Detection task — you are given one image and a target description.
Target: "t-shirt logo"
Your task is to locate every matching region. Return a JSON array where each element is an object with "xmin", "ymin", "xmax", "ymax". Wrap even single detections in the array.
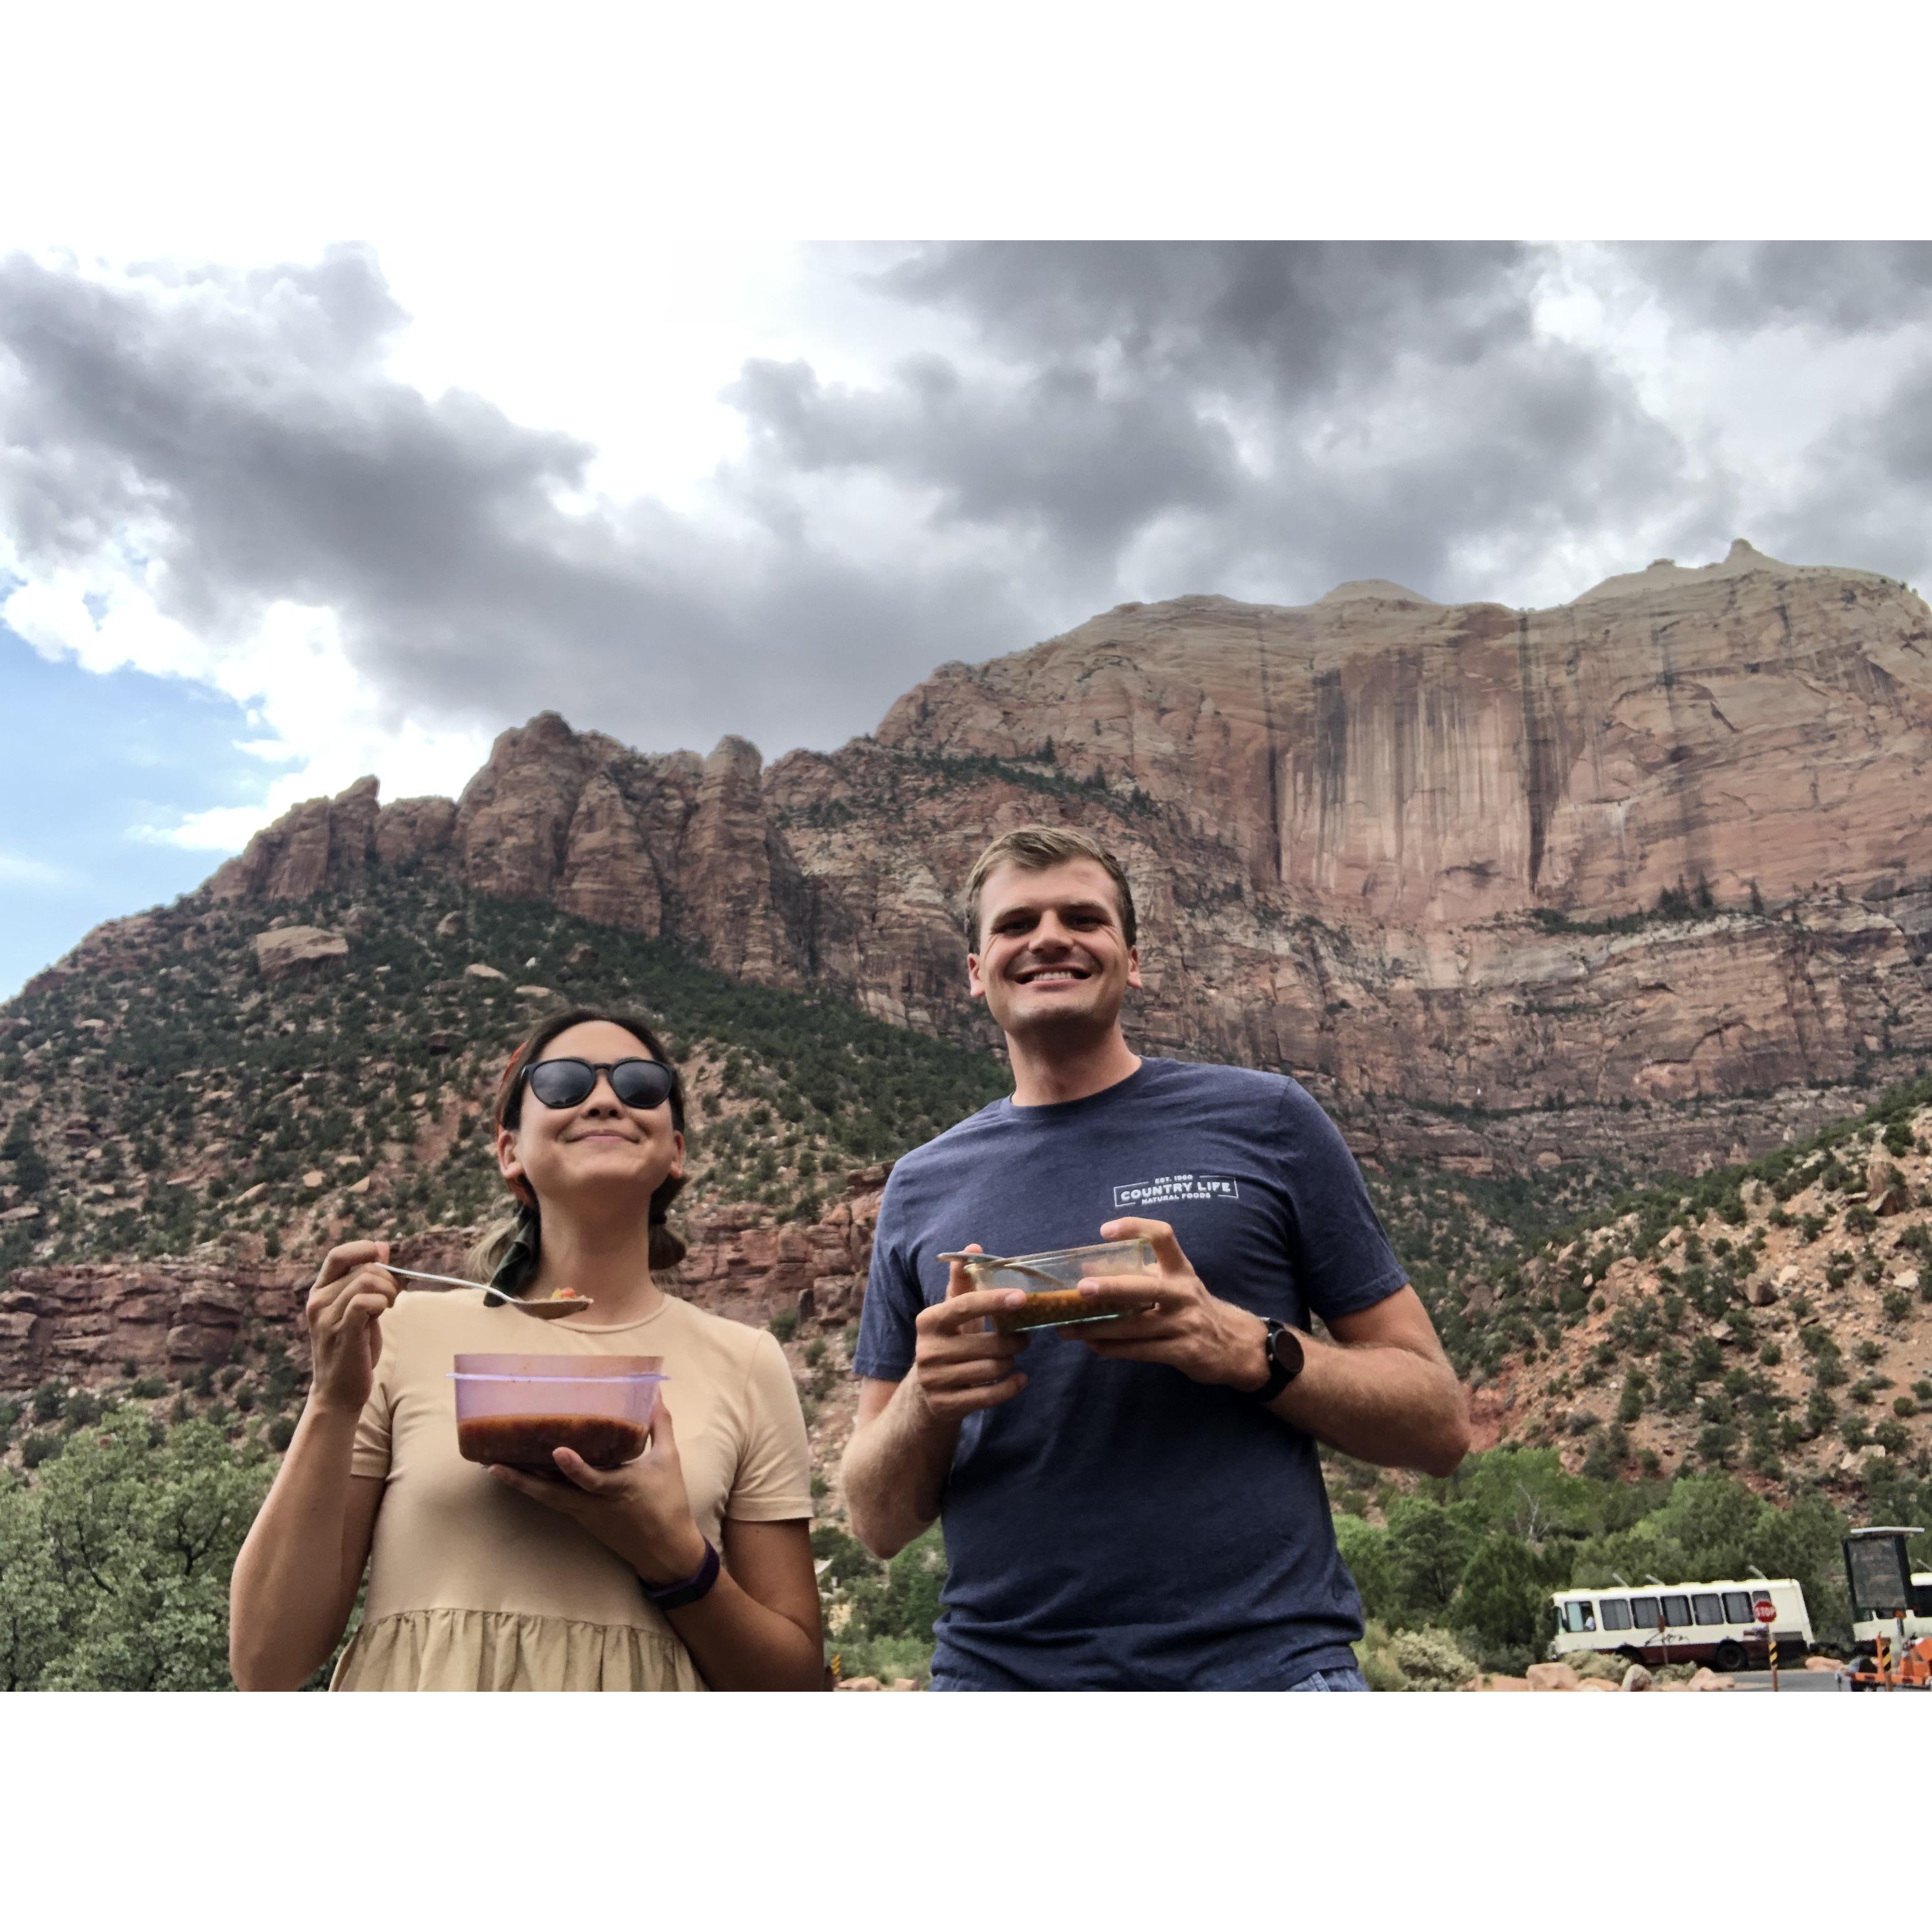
[{"xmin": 1112, "ymin": 1173, "xmax": 1241, "ymax": 1208}]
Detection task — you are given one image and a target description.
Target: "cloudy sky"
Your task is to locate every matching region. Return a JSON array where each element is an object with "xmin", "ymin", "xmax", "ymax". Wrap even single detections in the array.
[{"xmin": 3, "ymin": 14, "xmax": 1929, "ymax": 997}]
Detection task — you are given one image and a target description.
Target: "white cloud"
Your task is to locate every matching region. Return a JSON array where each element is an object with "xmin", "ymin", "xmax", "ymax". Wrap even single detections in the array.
[{"xmin": 0, "ymin": 851, "xmax": 71, "ymax": 888}]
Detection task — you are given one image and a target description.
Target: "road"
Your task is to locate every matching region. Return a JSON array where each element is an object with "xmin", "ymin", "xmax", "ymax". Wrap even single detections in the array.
[{"xmin": 1729, "ymin": 1669, "xmax": 1847, "ymax": 1694}]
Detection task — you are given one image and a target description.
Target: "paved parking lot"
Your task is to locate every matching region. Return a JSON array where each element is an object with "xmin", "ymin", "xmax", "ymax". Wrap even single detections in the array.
[{"xmin": 1729, "ymin": 1669, "xmax": 1847, "ymax": 1694}]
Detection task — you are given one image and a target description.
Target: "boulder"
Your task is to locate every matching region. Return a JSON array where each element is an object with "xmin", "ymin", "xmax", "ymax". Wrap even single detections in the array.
[
  {"xmin": 464, "ymin": 962, "xmax": 507, "ymax": 982},
  {"xmin": 252, "ymin": 925, "xmax": 348, "ymax": 983},
  {"xmin": 888, "ymin": 1678, "xmax": 920, "ymax": 1692},
  {"xmin": 1620, "ymin": 1664, "xmax": 1653, "ymax": 1692},
  {"xmin": 1575, "ymin": 1679, "xmax": 1619, "ymax": 1691},
  {"xmin": 835, "ymin": 1675, "xmax": 882, "ymax": 1692},
  {"xmin": 1525, "ymin": 1661, "xmax": 1581, "ymax": 1692},
  {"xmin": 1686, "ymin": 1667, "xmax": 1736, "ymax": 1692},
  {"xmin": 1460, "ymin": 1674, "xmax": 1533, "ymax": 1692},
  {"xmin": 435, "ymin": 911, "xmax": 465, "ymax": 939},
  {"xmin": 1804, "ymin": 1655, "xmax": 1846, "ymax": 1672}
]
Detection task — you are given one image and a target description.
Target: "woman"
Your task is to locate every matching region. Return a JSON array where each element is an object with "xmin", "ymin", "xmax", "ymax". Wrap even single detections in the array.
[{"xmin": 229, "ymin": 1007, "xmax": 823, "ymax": 1690}]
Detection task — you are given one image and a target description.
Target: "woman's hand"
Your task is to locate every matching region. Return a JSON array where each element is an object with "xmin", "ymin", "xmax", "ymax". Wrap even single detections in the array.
[
  {"xmin": 305, "ymin": 1240, "xmax": 399, "ymax": 1417},
  {"xmin": 487, "ymin": 1401, "xmax": 708, "ymax": 1586}
]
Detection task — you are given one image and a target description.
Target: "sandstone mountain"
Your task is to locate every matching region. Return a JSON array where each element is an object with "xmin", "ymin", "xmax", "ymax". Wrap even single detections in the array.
[{"xmin": 194, "ymin": 540, "xmax": 1932, "ymax": 1172}]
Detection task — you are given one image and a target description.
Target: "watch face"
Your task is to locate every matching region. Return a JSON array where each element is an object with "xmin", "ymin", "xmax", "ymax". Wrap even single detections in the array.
[{"xmin": 1271, "ymin": 1324, "xmax": 1303, "ymax": 1375}]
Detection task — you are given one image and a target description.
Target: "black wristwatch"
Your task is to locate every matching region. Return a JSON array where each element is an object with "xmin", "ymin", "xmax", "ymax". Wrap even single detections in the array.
[{"xmin": 1248, "ymin": 1317, "xmax": 1305, "ymax": 1403}]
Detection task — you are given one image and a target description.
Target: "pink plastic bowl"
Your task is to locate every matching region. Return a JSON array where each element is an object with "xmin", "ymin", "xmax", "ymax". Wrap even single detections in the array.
[{"xmin": 450, "ymin": 1353, "xmax": 665, "ymax": 1470}]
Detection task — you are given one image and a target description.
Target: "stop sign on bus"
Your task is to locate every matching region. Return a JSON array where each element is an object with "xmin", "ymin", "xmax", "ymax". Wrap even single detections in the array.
[{"xmin": 1754, "ymin": 1597, "xmax": 1776, "ymax": 1624}]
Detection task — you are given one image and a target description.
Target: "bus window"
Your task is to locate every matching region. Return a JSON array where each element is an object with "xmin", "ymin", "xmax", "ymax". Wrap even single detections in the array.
[
  {"xmin": 1631, "ymin": 1595, "xmax": 1659, "ymax": 1628},
  {"xmin": 1562, "ymin": 1601, "xmax": 1595, "ymax": 1633},
  {"xmin": 1661, "ymin": 1594, "xmax": 1690, "ymax": 1627},
  {"xmin": 1692, "ymin": 1594, "xmax": 1723, "ymax": 1626},
  {"xmin": 1722, "ymin": 1590, "xmax": 1752, "ymax": 1623},
  {"xmin": 1600, "ymin": 1598, "xmax": 1632, "ymax": 1630}
]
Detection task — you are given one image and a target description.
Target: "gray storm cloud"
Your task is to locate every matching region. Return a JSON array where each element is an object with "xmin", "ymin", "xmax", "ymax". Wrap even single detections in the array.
[{"xmin": 4, "ymin": 240, "xmax": 1929, "ymax": 771}]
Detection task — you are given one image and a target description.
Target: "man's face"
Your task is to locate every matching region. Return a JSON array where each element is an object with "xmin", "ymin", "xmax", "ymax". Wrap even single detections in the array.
[{"xmin": 967, "ymin": 858, "xmax": 1141, "ymax": 1040}]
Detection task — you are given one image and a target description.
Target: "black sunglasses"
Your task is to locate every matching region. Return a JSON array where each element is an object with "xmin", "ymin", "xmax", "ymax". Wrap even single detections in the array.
[{"xmin": 522, "ymin": 1056, "xmax": 676, "ymax": 1112}]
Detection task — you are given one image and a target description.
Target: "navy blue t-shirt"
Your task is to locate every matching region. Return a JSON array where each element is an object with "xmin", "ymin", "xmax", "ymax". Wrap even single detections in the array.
[{"xmin": 853, "ymin": 1057, "xmax": 1408, "ymax": 1690}]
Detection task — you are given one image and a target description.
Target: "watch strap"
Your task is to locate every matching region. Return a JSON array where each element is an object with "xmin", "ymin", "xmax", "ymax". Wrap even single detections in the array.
[
  {"xmin": 1249, "ymin": 1318, "xmax": 1304, "ymax": 1403},
  {"xmin": 641, "ymin": 1537, "xmax": 720, "ymax": 1610}
]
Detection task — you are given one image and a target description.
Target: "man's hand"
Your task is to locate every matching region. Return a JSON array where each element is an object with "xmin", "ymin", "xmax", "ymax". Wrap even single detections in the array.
[
  {"xmin": 907, "ymin": 1244, "xmax": 1034, "ymax": 1424},
  {"xmin": 1074, "ymin": 1218, "xmax": 1266, "ymax": 1389},
  {"xmin": 487, "ymin": 1400, "xmax": 709, "ymax": 1586}
]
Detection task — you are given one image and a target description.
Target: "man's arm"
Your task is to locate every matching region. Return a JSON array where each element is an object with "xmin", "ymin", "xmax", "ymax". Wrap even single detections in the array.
[
  {"xmin": 1263, "ymin": 1286, "xmax": 1470, "ymax": 1477},
  {"xmin": 840, "ymin": 1249, "xmax": 1033, "ymax": 1560},
  {"xmin": 1074, "ymin": 1218, "xmax": 1470, "ymax": 1478}
]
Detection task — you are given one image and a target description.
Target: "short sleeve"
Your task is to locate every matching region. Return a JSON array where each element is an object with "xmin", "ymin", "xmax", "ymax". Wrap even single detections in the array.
[
  {"xmin": 852, "ymin": 1166, "xmax": 923, "ymax": 1380},
  {"xmin": 350, "ymin": 1348, "xmax": 395, "ymax": 1480},
  {"xmin": 724, "ymin": 1331, "xmax": 813, "ymax": 1523},
  {"xmin": 1277, "ymin": 1080, "xmax": 1408, "ymax": 1322}
]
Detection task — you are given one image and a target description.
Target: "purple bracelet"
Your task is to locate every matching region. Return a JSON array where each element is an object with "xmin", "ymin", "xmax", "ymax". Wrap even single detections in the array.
[{"xmin": 641, "ymin": 1537, "xmax": 719, "ymax": 1610}]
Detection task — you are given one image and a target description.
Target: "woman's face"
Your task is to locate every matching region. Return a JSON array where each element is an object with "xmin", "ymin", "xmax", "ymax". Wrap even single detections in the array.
[{"xmin": 496, "ymin": 1019, "xmax": 684, "ymax": 1214}]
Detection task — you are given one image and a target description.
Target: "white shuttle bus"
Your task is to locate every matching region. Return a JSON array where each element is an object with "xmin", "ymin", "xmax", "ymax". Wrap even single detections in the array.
[{"xmin": 1548, "ymin": 1579, "xmax": 1812, "ymax": 1672}]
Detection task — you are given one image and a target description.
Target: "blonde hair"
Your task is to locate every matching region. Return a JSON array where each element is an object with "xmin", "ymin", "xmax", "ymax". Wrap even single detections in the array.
[{"xmin": 962, "ymin": 824, "xmax": 1137, "ymax": 950}]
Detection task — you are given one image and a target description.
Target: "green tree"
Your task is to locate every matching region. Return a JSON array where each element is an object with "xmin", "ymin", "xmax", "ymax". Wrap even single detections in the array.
[
  {"xmin": 1385, "ymin": 1498, "xmax": 1481, "ymax": 1619},
  {"xmin": 1448, "ymin": 1534, "xmax": 1557, "ymax": 1659},
  {"xmin": 1332, "ymin": 1515, "xmax": 1400, "ymax": 1623},
  {"xmin": 0, "ymin": 1410, "xmax": 272, "ymax": 1690}
]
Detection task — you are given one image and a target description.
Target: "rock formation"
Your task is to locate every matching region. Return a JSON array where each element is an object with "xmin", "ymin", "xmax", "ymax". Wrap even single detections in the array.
[
  {"xmin": 0, "ymin": 1176, "xmax": 887, "ymax": 1391},
  {"xmin": 181, "ymin": 544, "xmax": 1932, "ymax": 1154},
  {"xmin": 251, "ymin": 925, "xmax": 349, "ymax": 983}
]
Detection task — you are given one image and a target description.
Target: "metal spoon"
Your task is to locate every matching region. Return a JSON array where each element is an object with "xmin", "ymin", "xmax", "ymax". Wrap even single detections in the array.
[
  {"xmin": 935, "ymin": 1252, "xmax": 1067, "ymax": 1288},
  {"xmin": 381, "ymin": 1264, "xmax": 594, "ymax": 1321}
]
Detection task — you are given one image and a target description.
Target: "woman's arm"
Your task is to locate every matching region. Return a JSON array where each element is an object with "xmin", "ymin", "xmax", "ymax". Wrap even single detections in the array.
[
  {"xmin": 659, "ymin": 1517, "xmax": 824, "ymax": 1692},
  {"xmin": 229, "ymin": 1240, "xmax": 399, "ymax": 1690},
  {"xmin": 229, "ymin": 1421, "xmax": 384, "ymax": 1689},
  {"xmin": 486, "ymin": 1401, "xmax": 826, "ymax": 1690}
]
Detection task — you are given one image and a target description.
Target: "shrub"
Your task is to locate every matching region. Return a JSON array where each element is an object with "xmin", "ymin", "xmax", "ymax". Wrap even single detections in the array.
[
  {"xmin": 1856, "ymin": 1338, "xmax": 1884, "ymax": 1366},
  {"xmin": 266, "ymin": 1416, "xmax": 296, "ymax": 1452},
  {"xmin": 1383, "ymin": 1626, "xmax": 1481, "ymax": 1690},
  {"xmin": 1893, "ymin": 1396, "xmax": 1918, "ymax": 1419},
  {"xmin": 766, "ymin": 1309, "xmax": 799, "ymax": 1344},
  {"xmin": 1884, "ymin": 1289, "xmax": 1913, "ymax": 1321},
  {"xmin": 21, "ymin": 1431, "xmax": 64, "ymax": 1468}
]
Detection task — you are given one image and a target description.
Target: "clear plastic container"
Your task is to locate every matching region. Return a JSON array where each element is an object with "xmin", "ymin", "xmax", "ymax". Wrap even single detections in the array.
[
  {"xmin": 450, "ymin": 1353, "xmax": 665, "ymax": 1470},
  {"xmin": 960, "ymin": 1239, "xmax": 1157, "ymax": 1333}
]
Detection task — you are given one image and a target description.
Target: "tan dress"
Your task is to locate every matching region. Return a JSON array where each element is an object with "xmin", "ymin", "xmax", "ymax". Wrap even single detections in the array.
[{"xmin": 331, "ymin": 1288, "xmax": 812, "ymax": 1692}]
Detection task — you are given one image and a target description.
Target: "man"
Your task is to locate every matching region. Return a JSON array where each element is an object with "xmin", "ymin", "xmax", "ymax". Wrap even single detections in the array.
[{"xmin": 840, "ymin": 824, "xmax": 1469, "ymax": 1690}]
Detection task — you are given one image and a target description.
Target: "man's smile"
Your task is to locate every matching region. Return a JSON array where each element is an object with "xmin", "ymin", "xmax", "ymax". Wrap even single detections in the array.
[{"xmin": 1013, "ymin": 963, "xmax": 1092, "ymax": 984}]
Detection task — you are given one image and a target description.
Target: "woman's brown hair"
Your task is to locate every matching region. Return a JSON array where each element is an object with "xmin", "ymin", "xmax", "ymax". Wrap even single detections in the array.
[{"xmin": 467, "ymin": 1007, "xmax": 690, "ymax": 1288}]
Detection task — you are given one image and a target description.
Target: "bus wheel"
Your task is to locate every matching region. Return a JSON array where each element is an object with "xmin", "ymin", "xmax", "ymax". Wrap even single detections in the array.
[{"xmin": 1712, "ymin": 1640, "xmax": 1746, "ymax": 1674}]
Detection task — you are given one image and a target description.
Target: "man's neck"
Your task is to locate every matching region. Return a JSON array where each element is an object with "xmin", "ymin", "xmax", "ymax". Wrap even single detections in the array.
[{"xmin": 1005, "ymin": 1025, "xmax": 1142, "ymax": 1108}]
